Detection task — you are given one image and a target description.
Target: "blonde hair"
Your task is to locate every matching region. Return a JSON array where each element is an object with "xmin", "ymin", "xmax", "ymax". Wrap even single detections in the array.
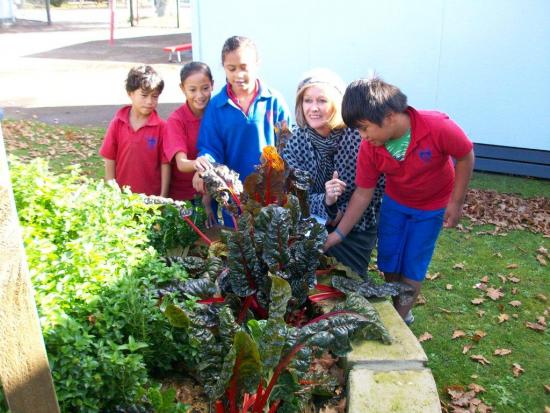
[{"xmin": 294, "ymin": 68, "xmax": 346, "ymax": 130}]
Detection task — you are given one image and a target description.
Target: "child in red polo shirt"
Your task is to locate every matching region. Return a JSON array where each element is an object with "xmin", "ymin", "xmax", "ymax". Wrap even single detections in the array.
[
  {"xmin": 100, "ymin": 65, "xmax": 170, "ymax": 196},
  {"xmin": 324, "ymin": 76, "xmax": 475, "ymax": 325}
]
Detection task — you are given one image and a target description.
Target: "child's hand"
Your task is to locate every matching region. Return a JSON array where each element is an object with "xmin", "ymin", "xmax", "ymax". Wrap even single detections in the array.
[
  {"xmin": 194, "ymin": 156, "xmax": 213, "ymax": 172},
  {"xmin": 443, "ymin": 201, "xmax": 462, "ymax": 228},
  {"xmin": 325, "ymin": 171, "xmax": 347, "ymax": 206},
  {"xmin": 193, "ymin": 172, "xmax": 206, "ymax": 193},
  {"xmin": 323, "ymin": 231, "xmax": 342, "ymax": 252}
]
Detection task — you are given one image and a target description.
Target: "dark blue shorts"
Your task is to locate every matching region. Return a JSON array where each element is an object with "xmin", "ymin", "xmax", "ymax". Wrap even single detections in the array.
[{"xmin": 377, "ymin": 195, "xmax": 444, "ymax": 281}]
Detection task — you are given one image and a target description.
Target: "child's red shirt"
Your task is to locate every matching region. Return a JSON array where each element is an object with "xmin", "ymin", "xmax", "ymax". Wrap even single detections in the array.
[
  {"xmin": 163, "ymin": 103, "xmax": 201, "ymax": 200},
  {"xmin": 99, "ymin": 106, "xmax": 167, "ymax": 196},
  {"xmin": 356, "ymin": 107, "xmax": 473, "ymax": 210}
]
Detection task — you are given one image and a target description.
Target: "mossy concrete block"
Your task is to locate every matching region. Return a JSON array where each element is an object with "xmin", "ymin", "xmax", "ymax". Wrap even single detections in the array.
[
  {"xmin": 347, "ymin": 300, "xmax": 427, "ymax": 368},
  {"xmin": 347, "ymin": 368, "xmax": 441, "ymax": 413}
]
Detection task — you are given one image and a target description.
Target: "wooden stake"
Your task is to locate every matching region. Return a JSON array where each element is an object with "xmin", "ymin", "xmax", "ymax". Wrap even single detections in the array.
[{"xmin": 0, "ymin": 115, "xmax": 60, "ymax": 412}]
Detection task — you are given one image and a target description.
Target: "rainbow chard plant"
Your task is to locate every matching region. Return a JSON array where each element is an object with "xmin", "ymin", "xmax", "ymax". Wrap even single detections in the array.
[{"xmin": 164, "ymin": 276, "xmax": 390, "ymax": 413}]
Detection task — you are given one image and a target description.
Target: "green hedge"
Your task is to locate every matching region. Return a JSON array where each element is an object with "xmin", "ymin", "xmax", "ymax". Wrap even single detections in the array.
[{"xmin": 1, "ymin": 159, "xmax": 195, "ymax": 412}]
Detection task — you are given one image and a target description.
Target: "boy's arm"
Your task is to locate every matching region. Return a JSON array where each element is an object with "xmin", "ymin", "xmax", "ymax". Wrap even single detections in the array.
[
  {"xmin": 444, "ymin": 149, "xmax": 475, "ymax": 228},
  {"xmin": 160, "ymin": 163, "xmax": 171, "ymax": 198},
  {"xmin": 104, "ymin": 159, "xmax": 116, "ymax": 182},
  {"xmin": 323, "ymin": 186, "xmax": 374, "ymax": 251}
]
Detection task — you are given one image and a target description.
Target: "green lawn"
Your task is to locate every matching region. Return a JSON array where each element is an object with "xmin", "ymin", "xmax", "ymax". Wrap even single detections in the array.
[{"xmin": 2, "ymin": 119, "xmax": 549, "ymax": 412}]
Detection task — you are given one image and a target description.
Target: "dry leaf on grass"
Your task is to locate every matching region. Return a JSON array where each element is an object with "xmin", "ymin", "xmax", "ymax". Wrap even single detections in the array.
[
  {"xmin": 536, "ymin": 255, "xmax": 548, "ymax": 266},
  {"xmin": 537, "ymin": 316, "xmax": 547, "ymax": 326},
  {"xmin": 538, "ymin": 246, "xmax": 549, "ymax": 257},
  {"xmin": 419, "ymin": 332, "xmax": 433, "ymax": 342},
  {"xmin": 509, "ymin": 300, "xmax": 522, "ymax": 307},
  {"xmin": 507, "ymin": 276, "xmax": 521, "ymax": 283},
  {"xmin": 426, "ymin": 272, "xmax": 441, "ymax": 281},
  {"xmin": 486, "ymin": 287, "xmax": 504, "ymax": 300},
  {"xmin": 506, "ymin": 263, "xmax": 519, "ymax": 269},
  {"xmin": 543, "ymin": 384, "xmax": 550, "ymax": 394},
  {"xmin": 497, "ymin": 274, "xmax": 507, "ymax": 284},
  {"xmin": 494, "ymin": 348, "xmax": 512, "ymax": 356},
  {"xmin": 477, "ymin": 310, "xmax": 486, "ymax": 318},
  {"xmin": 526, "ymin": 321, "xmax": 546, "ymax": 332},
  {"xmin": 452, "ymin": 330, "xmax": 466, "ymax": 339},
  {"xmin": 471, "ymin": 354, "xmax": 490, "ymax": 365},
  {"xmin": 415, "ymin": 294, "xmax": 427, "ymax": 305},
  {"xmin": 453, "ymin": 263, "xmax": 465, "ymax": 270},
  {"xmin": 497, "ymin": 313, "xmax": 510, "ymax": 324},
  {"xmin": 472, "ymin": 330, "xmax": 487, "ymax": 342},
  {"xmin": 468, "ymin": 383, "xmax": 486, "ymax": 393},
  {"xmin": 512, "ymin": 363, "xmax": 525, "ymax": 377},
  {"xmin": 446, "ymin": 284, "xmax": 453, "ymax": 290},
  {"xmin": 462, "ymin": 344, "xmax": 473, "ymax": 354},
  {"xmin": 472, "ymin": 297, "xmax": 485, "ymax": 305},
  {"xmin": 480, "ymin": 275, "xmax": 489, "ymax": 283},
  {"xmin": 536, "ymin": 293, "xmax": 548, "ymax": 302}
]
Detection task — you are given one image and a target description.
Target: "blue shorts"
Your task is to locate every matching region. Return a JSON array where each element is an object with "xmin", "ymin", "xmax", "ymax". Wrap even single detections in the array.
[{"xmin": 377, "ymin": 195, "xmax": 444, "ymax": 282}]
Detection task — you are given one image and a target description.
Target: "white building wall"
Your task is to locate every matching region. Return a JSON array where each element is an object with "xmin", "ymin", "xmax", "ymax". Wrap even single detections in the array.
[{"xmin": 192, "ymin": 0, "xmax": 550, "ymax": 151}]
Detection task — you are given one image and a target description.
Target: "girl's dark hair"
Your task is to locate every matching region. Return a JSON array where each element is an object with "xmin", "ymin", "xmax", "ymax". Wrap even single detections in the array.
[
  {"xmin": 180, "ymin": 61, "xmax": 213, "ymax": 84},
  {"xmin": 221, "ymin": 35, "xmax": 258, "ymax": 64},
  {"xmin": 125, "ymin": 65, "xmax": 164, "ymax": 94},
  {"xmin": 342, "ymin": 77, "xmax": 408, "ymax": 127}
]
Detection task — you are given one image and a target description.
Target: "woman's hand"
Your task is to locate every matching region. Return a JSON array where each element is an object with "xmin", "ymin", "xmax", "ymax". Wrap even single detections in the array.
[{"xmin": 325, "ymin": 171, "xmax": 347, "ymax": 206}]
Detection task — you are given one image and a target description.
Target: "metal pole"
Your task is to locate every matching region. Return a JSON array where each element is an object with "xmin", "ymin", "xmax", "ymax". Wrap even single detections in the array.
[
  {"xmin": 129, "ymin": 0, "xmax": 134, "ymax": 27},
  {"xmin": 45, "ymin": 0, "xmax": 51, "ymax": 25},
  {"xmin": 176, "ymin": 0, "xmax": 179, "ymax": 28}
]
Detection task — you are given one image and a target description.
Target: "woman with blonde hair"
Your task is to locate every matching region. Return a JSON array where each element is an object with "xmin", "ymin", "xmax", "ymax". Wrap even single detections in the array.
[{"xmin": 282, "ymin": 69, "xmax": 385, "ymax": 277}]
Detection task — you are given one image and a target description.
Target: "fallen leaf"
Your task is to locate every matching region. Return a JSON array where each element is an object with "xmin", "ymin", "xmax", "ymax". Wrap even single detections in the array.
[
  {"xmin": 477, "ymin": 310, "xmax": 486, "ymax": 318},
  {"xmin": 480, "ymin": 275, "xmax": 489, "ymax": 283},
  {"xmin": 544, "ymin": 384, "xmax": 550, "ymax": 393},
  {"xmin": 418, "ymin": 332, "xmax": 433, "ymax": 342},
  {"xmin": 471, "ymin": 354, "xmax": 490, "ymax": 365},
  {"xmin": 486, "ymin": 287, "xmax": 504, "ymax": 300},
  {"xmin": 426, "ymin": 272, "xmax": 440, "ymax": 281},
  {"xmin": 497, "ymin": 274, "xmax": 507, "ymax": 284},
  {"xmin": 472, "ymin": 297, "xmax": 485, "ymax": 305},
  {"xmin": 452, "ymin": 330, "xmax": 466, "ymax": 339},
  {"xmin": 453, "ymin": 263, "xmax": 465, "ymax": 270},
  {"xmin": 415, "ymin": 294, "xmax": 427, "ymax": 305},
  {"xmin": 526, "ymin": 321, "xmax": 546, "ymax": 332},
  {"xmin": 497, "ymin": 313, "xmax": 510, "ymax": 324},
  {"xmin": 494, "ymin": 348, "xmax": 512, "ymax": 356},
  {"xmin": 512, "ymin": 363, "xmax": 524, "ymax": 377},
  {"xmin": 509, "ymin": 300, "xmax": 522, "ymax": 307},
  {"xmin": 537, "ymin": 246, "xmax": 549, "ymax": 257},
  {"xmin": 536, "ymin": 255, "xmax": 548, "ymax": 266},
  {"xmin": 494, "ymin": 252, "xmax": 503, "ymax": 258},
  {"xmin": 468, "ymin": 383, "xmax": 486, "ymax": 393},
  {"xmin": 536, "ymin": 293, "xmax": 548, "ymax": 302},
  {"xmin": 506, "ymin": 263, "xmax": 518, "ymax": 269},
  {"xmin": 537, "ymin": 316, "xmax": 547, "ymax": 326},
  {"xmin": 463, "ymin": 344, "xmax": 473, "ymax": 354},
  {"xmin": 507, "ymin": 276, "xmax": 521, "ymax": 283},
  {"xmin": 473, "ymin": 330, "xmax": 487, "ymax": 341},
  {"xmin": 513, "ymin": 313, "xmax": 519, "ymax": 319},
  {"xmin": 438, "ymin": 307, "xmax": 452, "ymax": 314},
  {"xmin": 446, "ymin": 284, "xmax": 453, "ymax": 290},
  {"xmin": 511, "ymin": 287, "xmax": 519, "ymax": 295}
]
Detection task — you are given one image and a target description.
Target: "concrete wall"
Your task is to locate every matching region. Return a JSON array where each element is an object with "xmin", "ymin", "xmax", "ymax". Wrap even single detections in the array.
[{"xmin": 191, "ymin": 0, "xmax": 550, "ymax": 151}]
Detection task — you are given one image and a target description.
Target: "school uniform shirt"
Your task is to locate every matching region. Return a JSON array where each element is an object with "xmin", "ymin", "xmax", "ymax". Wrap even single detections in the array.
[
  {"xmin": 99, "ymin": 105, "xmax": 168, "ymax": 196},
  {"xmin": 356, "ymin": 107, "xmax": 473, "ymax": 210},
  {"xmin": 164, "ymin": 103, "xmax": 201, "ymax": 200},
  {"xmin": 282, "ymin": 126, "xmax": 384, "ymax": 231},
  {"xmin": 197, "ymin": 81, "xmax": 291, "ymax": 181}
]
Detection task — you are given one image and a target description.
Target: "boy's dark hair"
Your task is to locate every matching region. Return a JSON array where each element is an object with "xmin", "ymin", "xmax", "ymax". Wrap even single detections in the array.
[
  {"xmin": 342, "ymin": 77, "xmax": 408, "ymax": 127},
  {"xmin": 125, "ymin": 65, "xmax": 164, "ymax": 94},
  {"xmin": 180, "ymin": 61, "xmax": 213, "ymax": 84},
  {"xmin": 221, "ymin": 35, "xmax": 258, "ymax": 64}
]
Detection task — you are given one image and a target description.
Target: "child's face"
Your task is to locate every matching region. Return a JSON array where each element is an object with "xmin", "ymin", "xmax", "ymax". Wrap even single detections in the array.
[
  {"xmin": 223, "ymin": 46, "xmax": 258, "ymax": 94},
  {"xmin": 302, "ymin": 85, "xmax": 334, "ymax": 137},
  {"xmin": 357, "ymin": 117, "xmax": 393, "ymax": 146},
  {"xmin": 181, "ymin": 72, "xmax": 213, "ymax": 117},
  {"xmin": 128, "ymin": 88, "xmax": 160, "ymax": 117}
]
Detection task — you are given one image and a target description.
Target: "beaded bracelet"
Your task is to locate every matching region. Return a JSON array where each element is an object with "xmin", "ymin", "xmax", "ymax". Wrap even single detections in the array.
[{"xmin": 334, "ymin": 227, "xmax": 346, "ymax": 241}]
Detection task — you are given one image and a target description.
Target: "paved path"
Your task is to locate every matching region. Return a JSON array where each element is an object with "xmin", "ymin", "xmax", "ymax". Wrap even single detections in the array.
[{"xmin": 1, "ymin": 8, "xmax": 193, "ymax": 126}]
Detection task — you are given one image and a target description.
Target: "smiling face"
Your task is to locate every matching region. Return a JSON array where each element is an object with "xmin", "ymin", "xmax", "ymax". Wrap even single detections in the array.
[
  {"xmin": 181, "ymin": 72, "xmax": 213, "ymax": 117},
  {"xmin": 128, "ymin": 88, "xmax": 160, "ymax": 118},
  {"xmin": 301, "ymin": 85, "xmax": 335, "ymax": 137},
  {"xmin": 222, "ymin": 46, "xmax": 259, "ymax": 95}
]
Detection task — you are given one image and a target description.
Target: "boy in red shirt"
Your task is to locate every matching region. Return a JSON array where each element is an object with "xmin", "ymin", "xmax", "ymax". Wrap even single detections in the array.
[
  {"xmin": 324, "ymin": 77, "xmax": 475, "ymax": 324},
  {"xmin": 100, "ymin": 65, "xmax": 170, "ymax": 196}
]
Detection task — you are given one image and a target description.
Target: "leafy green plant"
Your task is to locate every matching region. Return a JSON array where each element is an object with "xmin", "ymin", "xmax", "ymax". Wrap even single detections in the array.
[{"xmin": 8, "ymin": 158, "xmax": 194, "ymax": 412}]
